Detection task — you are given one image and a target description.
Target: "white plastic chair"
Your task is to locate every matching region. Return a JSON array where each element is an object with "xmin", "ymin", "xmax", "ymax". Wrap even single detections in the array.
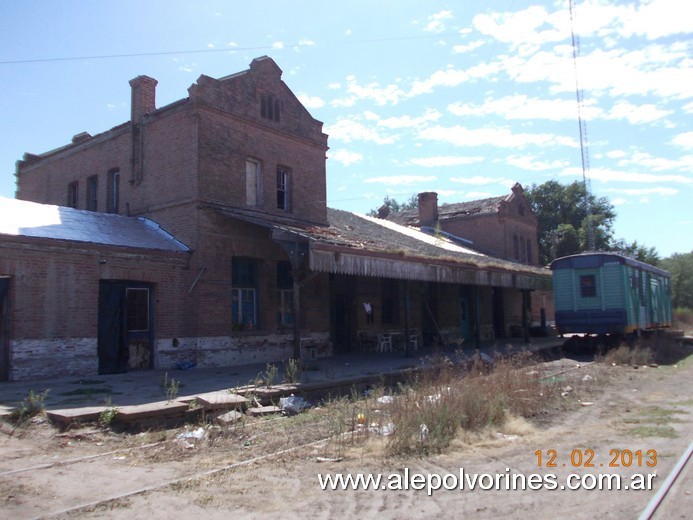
[{"xmin": 378, "ymin": 334, "xmax": 392, "ymax": 353}]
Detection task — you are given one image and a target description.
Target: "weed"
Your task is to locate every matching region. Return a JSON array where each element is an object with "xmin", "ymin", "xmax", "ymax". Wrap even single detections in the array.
[
  {"xmin": 160, "ymin": 372, "xmax": 180, "ymax": 401},
  {"xmin": 99, "ymin": 398, "xmax": 119, "ymax": 428},
  {"xmin": 284, "ymin": 358, "xmax": 301, "ymax": 384},
  {"xmin": 264, "ymin": 363, "xmax": 278, "ymax": 388},
  {"xmin": 10, "ymin": 389, "xmax": 49, "ymax": 425}
]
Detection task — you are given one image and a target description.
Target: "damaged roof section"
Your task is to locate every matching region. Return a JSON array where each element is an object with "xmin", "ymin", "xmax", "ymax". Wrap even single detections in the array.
[
  {"xmin": 274, "ymin": 208, "xmax": 551, "ymax": 290},
  {"xmin": 0, "ymin": 197, "xmax": 189, "ymax": 252},
  {"xmin": 386, "ymin": 194, "xmax": 508, "ymax": 227}
]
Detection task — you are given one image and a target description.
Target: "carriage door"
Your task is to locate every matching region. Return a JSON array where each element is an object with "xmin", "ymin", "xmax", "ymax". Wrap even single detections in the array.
[
  {"xmin": 98, "ymin": 281, "xmax": 153, "ymax": 374},
  {"xmin": 0, "ymin": 277, "xmax": 9, "ymax": 381}
]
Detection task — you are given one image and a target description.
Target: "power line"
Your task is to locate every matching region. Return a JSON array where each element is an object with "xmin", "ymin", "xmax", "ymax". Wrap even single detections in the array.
[{"xmin": 0, "ymin": 32, "xmax": 459, "ymax": 66}]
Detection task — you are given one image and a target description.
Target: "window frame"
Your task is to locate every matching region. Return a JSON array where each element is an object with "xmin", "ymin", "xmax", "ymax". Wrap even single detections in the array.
[
  {"xmin": 126, "ymin": 287, "xmax": 150, "ymax": 332},
  {"xmin": 107, "ymin": 168, "xmax": 120, "ymax": 214},
  {"xmin": 67, "ymin": 181, "xmax": 79, "ymax": 209},
  {"xmin": 276, "ymin": 167, "xmax": 290, "ymax": 211},
  {"xmin": 245, "ymin": 159, "xmax": 262, "ymax": 207},
  {"xmin": 86, "ymin": 175, "xmax": 98, "ymax": 212},
  {"xmin": 579, "ymin": 274, "xmax": 597, "ymax": 298},
  {"xmin": 231, "ymin": 258, "xmax": 259, "ymax": 329}
]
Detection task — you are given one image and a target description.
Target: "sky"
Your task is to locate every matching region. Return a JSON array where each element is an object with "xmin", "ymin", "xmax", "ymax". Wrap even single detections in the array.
[{"xmin": 0, "ymin": 0, "xmax": 691, "ymax": 259}]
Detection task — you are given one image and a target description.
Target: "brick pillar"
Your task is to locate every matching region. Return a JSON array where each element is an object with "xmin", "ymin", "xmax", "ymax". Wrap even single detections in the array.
[
  {"xmin": 418, "ymin": 192, "xmax": 439, "ymax": 227},
  {"xmin": 129, "ymin": 75, "xmax": 158, "ymax": 122}
]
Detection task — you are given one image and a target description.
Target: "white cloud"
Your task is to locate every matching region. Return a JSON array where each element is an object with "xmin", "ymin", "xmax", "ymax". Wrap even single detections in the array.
[
  {"xmin": 472, "ymin": 5, "xmax": 568, "ymax": 53},
  {"xmin": 424, "ymin": 10, "xmax": 453, "ymax": 33},
  {"xmin": 605, "ymin": 187, "xmax": 679, "ymax": 196},
  {"xmin": 374, "ymin": 109, "xmax": 442, "ymax": 129},
  {"xmin": 298, "ymin": 38, "xmax": 315, "ymax": 47},
  {"xmin": 449, "ymin": 176, "xmax": 505, "ymax": 185},
  {"xmin": 672, "ymin": 132, "xmax": 693, "ymax": 149},
  {"xmin": 329, "ymin": 149, "xmax": 363, "ymax": 166},
  {"xmin": 331, "ymin": 76, "xmax": 405, "ymax": 106},
  {"xmin": 615, "ymin": 151, "xmax": 693, "ymax": 172},
  {"xmin": 297, "ymin": 94, "xmax": 325, "ymax": 109},
  {"xmin": 448, "ymin": 95, "xmax": 597, "ymax": 122},
  {"xmin": 465, "ymin": 191, "xmax": 494, "ymax": 199},
  {"xmin": 325, "ymin": 117, "xmax": 398, "ymax": 145},
  {"xmin": 408, "ymin": 63, "xmax": 501, "ymax": 97},
  {"xmin": 419, "ymin": 125, "xmax": 578, "ymax": 149},
  {"xmin": 409, "ymin": 156, "xmax": 484, "ymax": 167},
  {"xmin": 613, "ymin": 0, "xmax": 693, "ymax": 40},
  {"xmin": 452, "ymin": 40, "xmax": 485, "ymax": 54},
  {"xmin": 561, "ymin": 166, "xmax": 693, "ymax": 184},
  {"xmin": 506, "ymin": 155, "xmax": 570, "ymax": 171},
  {"xmin": 364, "ymin": 175, "xmax": 436, "ymax": 185},
  {"xmin": 606, "ymin": 150, "xmax": 627, "ymax": 159},
  {"xmin": 272, "ymin": 41, "xmax": 284, "ymax": 49}
]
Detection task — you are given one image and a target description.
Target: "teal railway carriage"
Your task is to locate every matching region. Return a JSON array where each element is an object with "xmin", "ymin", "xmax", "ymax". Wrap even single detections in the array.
[{"xmin": 550, "ymin": 253, "xmax": 672, "ymax": 336}]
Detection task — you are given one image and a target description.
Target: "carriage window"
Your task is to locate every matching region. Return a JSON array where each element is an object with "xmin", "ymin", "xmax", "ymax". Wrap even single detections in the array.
[{"xmin": 580, "ymin": 275, "xmax": 597, "ymax": 298}]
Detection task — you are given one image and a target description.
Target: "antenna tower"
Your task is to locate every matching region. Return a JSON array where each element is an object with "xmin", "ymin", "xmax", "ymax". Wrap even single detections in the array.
[{"xmin": 569, "ymin": 0, "xmax": 596, "ymax": 251}]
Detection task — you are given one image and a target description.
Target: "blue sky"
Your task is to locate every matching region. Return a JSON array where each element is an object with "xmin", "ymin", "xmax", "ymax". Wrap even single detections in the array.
[{"xmin": 1, "ymin": 0, "xmax": 691, "ymax": 258}]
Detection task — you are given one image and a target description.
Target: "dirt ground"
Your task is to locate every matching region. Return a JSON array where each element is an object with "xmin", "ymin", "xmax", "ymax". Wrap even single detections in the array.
[{"xmin": 1, "ymin": 350, "xmax": 691, "ymax": 520}]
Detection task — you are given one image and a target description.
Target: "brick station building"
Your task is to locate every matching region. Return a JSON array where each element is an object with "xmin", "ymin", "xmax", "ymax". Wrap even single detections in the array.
[{"xmin": 1, "ymin": 57, "xmax": 551, "ymax": 381}]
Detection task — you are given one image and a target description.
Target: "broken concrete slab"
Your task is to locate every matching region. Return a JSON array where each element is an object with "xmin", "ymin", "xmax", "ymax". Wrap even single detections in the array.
[
  {"xmin": 116, "ymin": 400, "xmax": 189, "ymax": 422},
  {"xmin": 246, "ymin": 405, "xmax": 281, "ymax": 417},
  {"xmin": 46, "ymin": 406, "xmax": 108, "ymax": 426},
  {"xmin": 188, "ymin": 391, "xmax": 247, "ymax": 410}
]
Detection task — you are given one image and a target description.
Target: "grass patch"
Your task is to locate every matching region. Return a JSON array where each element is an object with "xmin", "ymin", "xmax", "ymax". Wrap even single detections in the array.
[
  {"xmin": 622, "ymin": 405, "xmax": 686, "ymax": 439},
  {"xmin": 626, "ymin": 426, "xmax": 677, "ymax": 439}
]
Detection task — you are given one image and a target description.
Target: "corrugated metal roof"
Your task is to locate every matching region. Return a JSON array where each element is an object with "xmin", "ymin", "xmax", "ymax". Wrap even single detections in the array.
[{"xmin": 0, "ymin": 197, "xmax": 189, "ymax": 252}]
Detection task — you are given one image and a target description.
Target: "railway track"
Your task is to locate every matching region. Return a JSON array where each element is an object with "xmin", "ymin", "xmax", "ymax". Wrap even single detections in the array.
[{"xmin": 638, "ymin": 442, "xmax": 692, "ymax": 520}]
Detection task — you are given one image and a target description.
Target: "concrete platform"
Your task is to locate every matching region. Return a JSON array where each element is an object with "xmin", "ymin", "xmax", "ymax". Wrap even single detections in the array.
[{"xmin": 0, "ymin": 337, "xmax": 566, "ymax": 427}]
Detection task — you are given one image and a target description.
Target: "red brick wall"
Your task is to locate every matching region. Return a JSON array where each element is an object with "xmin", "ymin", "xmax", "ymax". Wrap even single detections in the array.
[
  {"xmin": 0, "ymin": 237, "xmax": 190, "ymax": 379},
  {"xmin": 442, "ymin": 200, "xmax": 539, "ymax": 266}
]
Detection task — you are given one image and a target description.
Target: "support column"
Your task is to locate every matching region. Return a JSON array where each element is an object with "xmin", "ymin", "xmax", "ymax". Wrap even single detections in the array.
[
  {"xmin": 403, "ymin": 279, "xmax": 412, "ymax": 357},
  {"xmin": 272, "ymin": 233, "xmax": 309, "ymax": 360}
]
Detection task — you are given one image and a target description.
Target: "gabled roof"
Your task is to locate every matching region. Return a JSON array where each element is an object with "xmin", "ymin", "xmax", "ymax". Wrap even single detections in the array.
[{"xmin": 0, "ymin": 197, "xmax": 189, "ymax": 252}]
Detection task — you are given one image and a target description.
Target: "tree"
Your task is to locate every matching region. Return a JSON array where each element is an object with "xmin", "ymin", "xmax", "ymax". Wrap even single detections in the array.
[
  {"xmin": 661, "ymin": 251, "xmax": 693, "ymax": 309},
  {"xmin": 610, "ymin": 239, "xmax": 661, "ymax": 266},
  {"xmin": 367, "ymin": 194, "xmax": 418, "ymax": 217},
  {"xmin": 525, "ymin": 180, "xmax": 616, "ymax": 264}
]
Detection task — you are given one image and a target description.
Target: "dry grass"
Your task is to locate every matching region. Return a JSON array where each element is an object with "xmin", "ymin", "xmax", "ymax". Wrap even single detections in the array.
[
  {"xmin": 326, "ymin": 352, "xmax": 563, "ymax": 458},
  {"xmin": 599, "ymin": 332, "xmax": 691, "ymax": 367}
]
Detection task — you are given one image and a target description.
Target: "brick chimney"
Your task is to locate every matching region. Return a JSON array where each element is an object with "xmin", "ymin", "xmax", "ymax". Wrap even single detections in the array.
[
  {"xmin": 418, "ymin": 192, "xmax": 439, "ymax": 227},
  {"xmin": 129, "ymin": 75, "xmax": 158, "ymax": 122}
]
